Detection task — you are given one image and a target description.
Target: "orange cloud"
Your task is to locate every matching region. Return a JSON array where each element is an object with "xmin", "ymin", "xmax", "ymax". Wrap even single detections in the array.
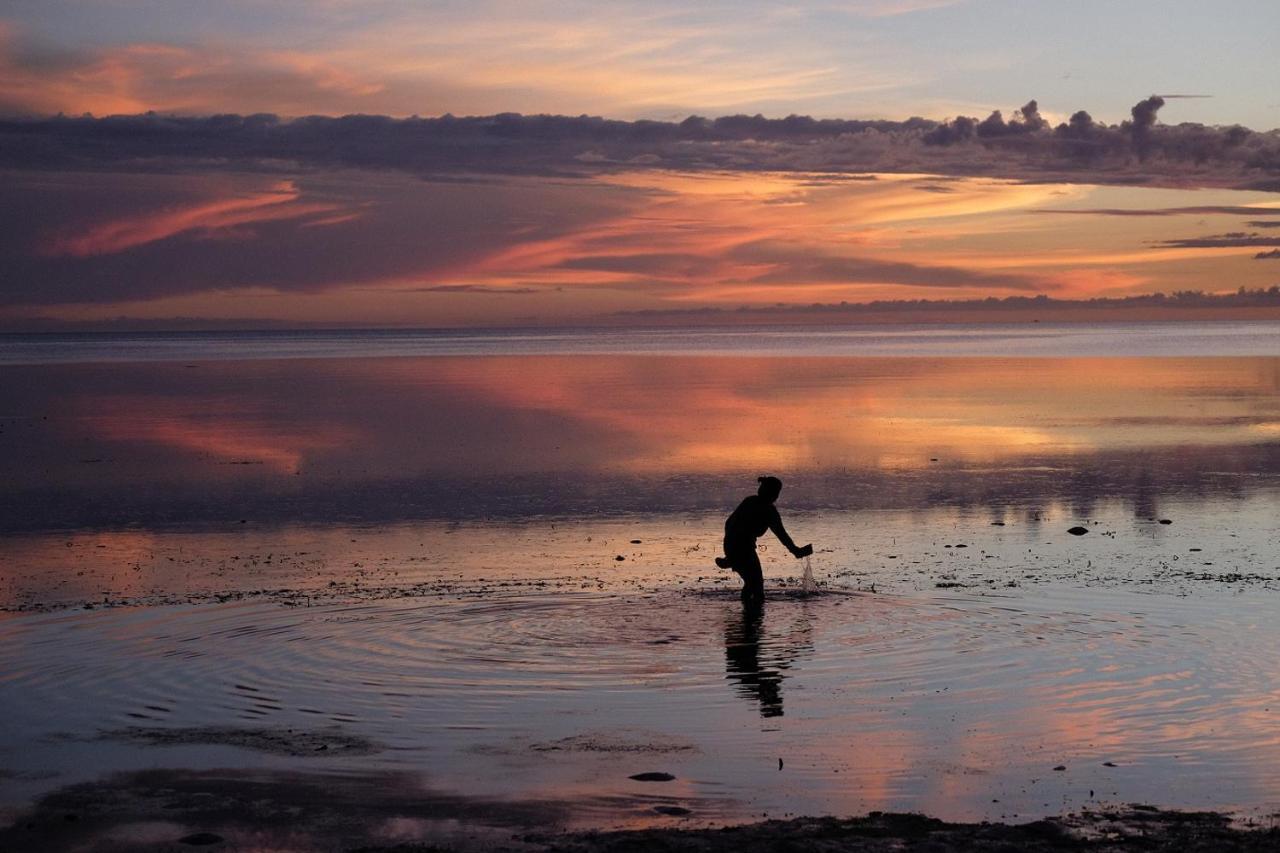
[
  {"xmin": 10, "ymin": 165, "xmax": 1280, "ymax": 324},
  {"xmin": 0, "ymin": 24, "xmax": 391, "ymax": 117},
  {"xmin": 414, "ymin": 172, "xmax": 1077, "ymax": 303},
  {"xmin": 0, "ymin": 9, "xmax": 913, "ymax": 119},
  {"xmin": 41, "ymin": 180, "xmax": 344, "ymax": 257}
]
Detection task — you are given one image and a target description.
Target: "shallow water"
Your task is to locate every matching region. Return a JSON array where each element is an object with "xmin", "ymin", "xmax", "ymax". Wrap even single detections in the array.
[
  {"xmin": 4, "ymin": 498, "xmax": 1280, "ymax": 829},
  {"xmin": 4, "ymin": 330, "xmax": 1280, "ymax": 836}
]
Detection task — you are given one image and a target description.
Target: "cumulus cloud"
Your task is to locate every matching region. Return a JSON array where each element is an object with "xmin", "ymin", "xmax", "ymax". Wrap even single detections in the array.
[
  {"xmin": 1130, "ymin": 95, "xmax": 1165, "ymax": 132},
  {"xmin": 3, "ymin": 98, "xmax": 1276, "ymax": 190}
]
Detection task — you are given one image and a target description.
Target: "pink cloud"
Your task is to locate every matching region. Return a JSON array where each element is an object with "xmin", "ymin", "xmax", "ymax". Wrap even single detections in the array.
[{"xmin": 41, "ymin": 181, "xmax": 343, "ymax": 257}]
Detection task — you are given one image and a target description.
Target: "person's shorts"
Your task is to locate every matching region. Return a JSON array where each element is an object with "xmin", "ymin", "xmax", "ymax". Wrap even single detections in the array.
[{"xmin": 724, "ymin": 545, "xmax": 757, "ymax": 572}]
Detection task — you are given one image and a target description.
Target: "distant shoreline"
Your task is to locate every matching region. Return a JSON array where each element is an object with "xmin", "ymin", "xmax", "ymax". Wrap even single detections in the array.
[
  {"xmin": 9, "ymin": 301, "xmax": 1280, "ymax": 335},
  {"xmin": 5, "ymin": 316, "xmax": 1280, "ymax": 365}
]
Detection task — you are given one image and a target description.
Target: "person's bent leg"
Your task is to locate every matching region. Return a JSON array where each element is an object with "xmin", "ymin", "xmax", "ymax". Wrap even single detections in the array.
[{"xmin": 738, "ymin": 552, "xmax": 764, "ymax": 602}]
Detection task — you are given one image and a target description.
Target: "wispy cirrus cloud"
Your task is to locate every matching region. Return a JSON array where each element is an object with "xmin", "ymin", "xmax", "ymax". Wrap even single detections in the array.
[
  {"xmin": 0, "ymin": 5, "xmax": 916, "ymax": 119},
  {"xmin": 1036, "ymin": 206, "xmax": 1280, "ymax": 218},
  {"xmin": 724, "ymin": 239, "xmax": 1047, "ymax": 291},
  {"xmin": 41, "ymin": 181, "xmax": 345, "ymax": 257},
  {"xmin": 1155, "ymin": 232, "xmax": 1280, "ymax": 249},
  {"xmin": 407, "ymin": 284, "xmax": 541, "ymax": 295},
  {"xmin": 0, "ymin": 24, "xmax": 389, "ymax": 117}
]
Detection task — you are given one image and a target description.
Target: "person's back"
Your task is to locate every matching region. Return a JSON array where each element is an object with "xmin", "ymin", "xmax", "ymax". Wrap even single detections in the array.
[{"xmin": 724, "ymin": 494, "xmax": 779, "ymax": 545}]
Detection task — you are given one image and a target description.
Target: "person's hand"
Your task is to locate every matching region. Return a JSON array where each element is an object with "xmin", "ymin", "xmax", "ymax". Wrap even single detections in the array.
[{"xmin": 793, "ymin": 544, "xmax": 813, "ymax": 558}]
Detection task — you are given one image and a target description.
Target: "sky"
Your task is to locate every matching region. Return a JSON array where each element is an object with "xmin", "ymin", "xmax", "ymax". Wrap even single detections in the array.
[
  {"xmin": 3, "ymin": 0, "xmax": 1279, "ymax": 127},
  {"xmin": 1, "ymin": 1, "xmax": 1279, "ymax": 328}
]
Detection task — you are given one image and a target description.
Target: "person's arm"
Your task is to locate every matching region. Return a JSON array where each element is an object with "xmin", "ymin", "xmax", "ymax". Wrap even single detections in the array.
[{"xmin": 768, "ymin": 511, "xmax": 810, "ymax": 557}]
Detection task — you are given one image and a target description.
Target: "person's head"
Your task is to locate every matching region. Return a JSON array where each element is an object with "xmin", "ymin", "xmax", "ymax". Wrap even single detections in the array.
[{"xmin": 757, "ymin": 476, "xmax": 782, "ymax": 503}]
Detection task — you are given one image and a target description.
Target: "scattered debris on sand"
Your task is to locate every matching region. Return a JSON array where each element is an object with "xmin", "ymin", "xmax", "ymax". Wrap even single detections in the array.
[
  {"xmin": 93, "ymin": 725, "xmax": 382, "ymax": 757},
  {"xmin": 5, "ymin": 768, "xmax": 1280, "ymax": 852},
  {"xmin": 542, "ymin": 808, "xmax": 1280, "ymax": 853},
  {"xmin": 529, "ymin": 731, "xmax": 699, "ymax": 755}
]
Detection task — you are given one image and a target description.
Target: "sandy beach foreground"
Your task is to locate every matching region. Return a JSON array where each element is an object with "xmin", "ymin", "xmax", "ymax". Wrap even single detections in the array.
[{"xmin": 3, "ymin": 769, "xmax": 1279, "ymax": 853}]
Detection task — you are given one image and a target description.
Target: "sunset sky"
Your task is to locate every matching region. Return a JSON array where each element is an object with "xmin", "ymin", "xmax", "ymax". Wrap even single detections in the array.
[
  {"xmin": 2, "ymin": 0, "xmax": 1279, "ymax": 328},
  {"xmin": 5, "ymin": 0, "xmax": 1278, "ymax": 125}
]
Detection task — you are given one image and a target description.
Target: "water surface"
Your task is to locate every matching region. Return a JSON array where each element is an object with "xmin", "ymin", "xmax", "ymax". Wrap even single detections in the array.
[{"xmin": 3, "ymin": 325, "xmax": 1280, "ymax": 839}]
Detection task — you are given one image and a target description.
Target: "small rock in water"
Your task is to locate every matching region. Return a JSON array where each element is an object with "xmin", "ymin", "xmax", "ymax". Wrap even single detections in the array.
[
  {"xmin": 629, "ymin": 772, "xmax": 676, "ymax": 782},
  {"xmin": 179, "ymin": 833, "xmax": 224, "ymax": 846},
  {"xmin": 653, "ymin": 805, "xmax": 691, "ymax": 816},
  {"xmin": 1103, "ymin": 761, "xmax": 1117, "ymax": 767},
  {"xmin": 1159, "ymin": 519, "xmax": 1173, "ymax": 525},
  {"xmin": 1053, "ymin": 765, "xmax": 1066, "ymax": 771},
  {"xmin": 1067, "ymin": 526, "xmax": 1089, "ymax": 536}
]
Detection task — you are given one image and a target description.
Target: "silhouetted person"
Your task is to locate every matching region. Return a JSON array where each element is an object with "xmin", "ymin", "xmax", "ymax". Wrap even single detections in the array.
[
  {"xmin": 715, "ymin": 476, "xmax": 812, "ymax": 602},
  {"xmin": 724, "ymin": 598, "xmax": 783, "ymax": 717}
]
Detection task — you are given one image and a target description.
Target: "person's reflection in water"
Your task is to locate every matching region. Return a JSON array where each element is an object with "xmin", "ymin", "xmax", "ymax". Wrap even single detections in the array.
[
  {"xmin": 715, "ymin": 476, "xmax": 813, "ymax": 602},
  {"xmin": 724, "ymin": 598, "xmax": 784, "ymax": 717},
  {"xmin": 723, "ymin": 598, "xmax": 817, "ymax": 718}
]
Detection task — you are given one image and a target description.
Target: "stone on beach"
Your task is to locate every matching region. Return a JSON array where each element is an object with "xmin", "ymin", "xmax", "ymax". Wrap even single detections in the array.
[
  {"xmin": 178, "ymin": 832, "xmax": 223, "ymax": 846},
  {"xmin": 653, "ymin": 805, "xmax": 691, "ymax": 816}
]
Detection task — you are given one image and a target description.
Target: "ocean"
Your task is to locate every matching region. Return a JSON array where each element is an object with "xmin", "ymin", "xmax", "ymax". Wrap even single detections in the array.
[{"xmin": 3, "ymin": 321, "xmax": 1280, "ymax": 846}]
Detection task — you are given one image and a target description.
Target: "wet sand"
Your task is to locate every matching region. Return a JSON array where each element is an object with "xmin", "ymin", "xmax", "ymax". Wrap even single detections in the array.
[{"xmin": 4, "ymin": 768, "xmax": 1279, "ymax": 852}]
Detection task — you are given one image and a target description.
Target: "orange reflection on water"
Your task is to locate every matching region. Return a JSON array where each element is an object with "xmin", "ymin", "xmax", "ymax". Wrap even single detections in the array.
[
  {"xmin": 82, "ymin": 395, "xmax": 357, "ymax": 474},
  {"xmin": 377, "ymin": 356, "xmax": 1280, "ymax": 475},
  {"xmin": 7, "ymin": 353, "xmax": 1280, "ymax": 534}
]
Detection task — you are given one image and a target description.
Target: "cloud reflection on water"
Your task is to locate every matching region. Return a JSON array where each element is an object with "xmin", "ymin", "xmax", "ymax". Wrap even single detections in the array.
[{"xmin": 3, "ymin": 354, "xmax": 1280, "ymax": 531}]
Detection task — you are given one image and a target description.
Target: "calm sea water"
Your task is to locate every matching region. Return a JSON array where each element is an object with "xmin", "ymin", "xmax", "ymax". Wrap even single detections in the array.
[{"xmin": 3, "ymin": 322, "xmax": 1280, "ymax": 844}]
